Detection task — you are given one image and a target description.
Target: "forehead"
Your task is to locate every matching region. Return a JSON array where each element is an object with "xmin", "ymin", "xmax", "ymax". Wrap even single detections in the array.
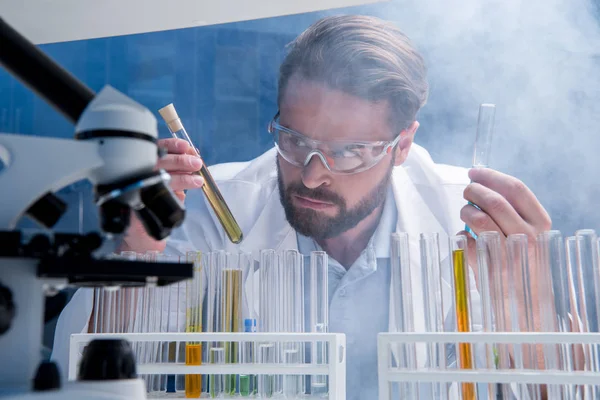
[{"xmin": 279, "ymin": 75, "xmax": 393, "ymax": 142}]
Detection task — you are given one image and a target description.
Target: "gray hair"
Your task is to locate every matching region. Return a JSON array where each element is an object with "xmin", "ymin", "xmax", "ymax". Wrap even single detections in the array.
[{"xmin": 278, "ymin": 15, "xmax": 429, "ymax": 132}]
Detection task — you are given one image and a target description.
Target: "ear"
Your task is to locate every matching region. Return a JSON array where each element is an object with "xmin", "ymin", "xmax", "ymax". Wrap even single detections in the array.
[{"xmin": 393, "ymin": 121, "xmax": 419, "ymax": 166}]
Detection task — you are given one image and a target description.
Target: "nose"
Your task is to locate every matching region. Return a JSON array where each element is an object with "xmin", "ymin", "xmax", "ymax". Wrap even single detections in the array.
[{"xmin": 301, "ymin": 152, "xmax": 332, "ymax": 189}]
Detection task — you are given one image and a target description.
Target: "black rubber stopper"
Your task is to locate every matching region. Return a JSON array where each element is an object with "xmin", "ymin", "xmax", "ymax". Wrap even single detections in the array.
[
  {"xmin": 33, "ymin": 361, "xmax": 61, "ymax": 391},
  {"xmin": 78, "ymin": 339, "xmax": 137, "ymax": 381}
]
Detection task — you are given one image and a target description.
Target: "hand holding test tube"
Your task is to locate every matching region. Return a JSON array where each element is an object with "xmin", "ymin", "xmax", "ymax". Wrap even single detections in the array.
[{"xmin": 158, "ymin": 103, "xmax": 244, "ymax": 244}]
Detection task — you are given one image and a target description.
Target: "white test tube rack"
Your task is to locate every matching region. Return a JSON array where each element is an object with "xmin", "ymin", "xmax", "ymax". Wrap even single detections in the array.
[
  {"xmin": 69, "ymin": 332, "xmax": 346, "ymax": 400},
  {"xmin": 377, "ymin": 331, "xmax": 600, "ymax": 400}
]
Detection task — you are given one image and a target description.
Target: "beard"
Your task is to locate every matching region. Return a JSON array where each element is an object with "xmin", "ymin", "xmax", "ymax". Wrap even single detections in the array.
[{"xmin": 277, "ymin": 157, "xmax": 393, "ymax": 240}]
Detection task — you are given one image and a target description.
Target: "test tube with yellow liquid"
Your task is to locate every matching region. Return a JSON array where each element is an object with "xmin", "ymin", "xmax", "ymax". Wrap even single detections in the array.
[
  {"xmin": 450, "ymin": 235, "xmax": 476, "ymax": 400},
  {"xmin": 185, "ymin": 251, "xmax": 203, "ymax": 398},
  {"xmin": 158, "ymin": 103, "xmax": 243, "ymax": 244},
  {"xmin": 221, "ymin": 256, "xmax": 243, "ymax": 395}
]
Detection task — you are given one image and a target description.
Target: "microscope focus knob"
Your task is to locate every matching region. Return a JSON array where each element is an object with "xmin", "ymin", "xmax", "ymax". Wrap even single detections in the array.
[
  {"xmin": 78, "ymin": 339, "xmax": 137, "ymax": 381},
  {"xmin": 0, "ymin": 282, "xmax": 16, "ymax": 335}
]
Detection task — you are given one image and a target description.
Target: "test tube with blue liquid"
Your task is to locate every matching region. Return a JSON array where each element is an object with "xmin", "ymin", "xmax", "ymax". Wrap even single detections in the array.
[{"xmin": 465, "ymin": 104, "xmax": 496, "ymax": 239}]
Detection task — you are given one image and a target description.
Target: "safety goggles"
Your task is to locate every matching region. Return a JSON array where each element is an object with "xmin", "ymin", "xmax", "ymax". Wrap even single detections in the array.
[{"xmin": 268, "ymin": 112, "xmax": 402, "ymax": 175}]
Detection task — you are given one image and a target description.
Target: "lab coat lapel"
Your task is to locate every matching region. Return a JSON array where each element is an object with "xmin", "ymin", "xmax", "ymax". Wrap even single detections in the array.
[{"xmin": 387, "ymin": 165, "xmax": 453, "ymax": 368}]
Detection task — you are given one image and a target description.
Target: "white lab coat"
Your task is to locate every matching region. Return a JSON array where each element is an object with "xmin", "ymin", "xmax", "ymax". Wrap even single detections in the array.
[{"xmin": 52, "ymin": 144, "xmax": 481, "ymax": 387}]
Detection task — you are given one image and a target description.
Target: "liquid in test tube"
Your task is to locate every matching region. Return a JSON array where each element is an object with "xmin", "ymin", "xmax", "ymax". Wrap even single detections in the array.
[
  {"xmin": 450, "ymin": 235, "xmax": 475, "ymax": 400},
  {"xmin": 158, "ymin": 103, "xmax": 243, "ymax": 244},
  {"xmin": 185, "ymin": 251, "xmax": 203, "ymax": 398},
  {"xmin": 465, "ymin": 103, "xmax": 497, "ymax": 238}
]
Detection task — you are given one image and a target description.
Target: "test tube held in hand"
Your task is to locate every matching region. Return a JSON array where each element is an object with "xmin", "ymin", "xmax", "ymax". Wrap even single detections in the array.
[
  {"xmin": 465, "ymin": 103, "xmax": 497, "ymax": 238},
  {"xmin": 450, "ymin": 235, "xmax": 476, "ymax": 400},
  {"xmin": 158, "ymin": 103, "xmax": 243, "ymax": 244}
]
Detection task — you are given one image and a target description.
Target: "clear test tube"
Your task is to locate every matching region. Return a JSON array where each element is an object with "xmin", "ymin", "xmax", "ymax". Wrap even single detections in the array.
[
  {"xmin": 450, "ymin": 235, "xmax": 476, "ymax": 400},
  {"xmin": 390, "ymin": 233, "xmax": 418, "ymax": 398},
  {"xmin": 476, "ymin": 232, "xmax": 507, "ymax": 400},
  {"xmin": 239, "ymin": 251, "xmax": 255, "ymax": 397},
  {"xmin": 506, "ymin": 234, "xmax": 541, "ymax": 400},
  {"xmin": 566, "ymin": 236, "xmax": 588, "ymax": 399},
  {"xmin": 538, "ymin": 231, "xmax": 576, "ymax": 400},
  {"xmin": 419, "ymin": 233, "xmax": 447, "ymax": 399},
  {"xmin": 310, "ymin": 251, "xmax": 329, "ymax": 397},
  {"xmin": 259, "ymin": 250, "xmax": 277, "ymax": 398},
  {"xmin": 282, "ymin": 250, "xmax": 304, "ymax": 398},
  {"xmin": 465, "ymin": 103, "xmax": 497, "ymax": 238},
  {"xmin": 185, "ymin": 251, "xmax": 203, "ymax": 398},
  {"xmin": 575, "ymin": 230, "xmax": 600, "ymax": 386}
]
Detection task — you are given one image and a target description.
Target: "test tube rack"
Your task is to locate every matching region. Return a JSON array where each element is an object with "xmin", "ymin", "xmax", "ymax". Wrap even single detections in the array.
[
  {"xmin": 377, "ymin": 331, "xmax": 600, "ymax": 400},
  {"xmin": 69, "ymin": 332, "xmax": 346, "ymax": 400}
]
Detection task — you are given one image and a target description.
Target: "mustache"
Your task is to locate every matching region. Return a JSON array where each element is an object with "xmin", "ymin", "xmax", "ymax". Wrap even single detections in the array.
[{"xmin": 285, "ymin": 182, "xmax": 344, "ymax": 205}]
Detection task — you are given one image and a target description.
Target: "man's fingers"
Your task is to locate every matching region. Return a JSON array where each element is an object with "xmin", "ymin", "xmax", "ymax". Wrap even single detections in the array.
[
  {"xmin": 469, "ymin": 168, "xmax": 551, "ymax": 231},
  {"xmin": 169, "ymin": 174, "xmax": 204, "ymax": 192},
  {"xmin": 463, "ymin": 182, "xmax": 535, "ymax": 237},
  {"xmin": 460, "ymin": 202, "xmax": 509, "ymax": 236},
  {"xmin": 157, "ymin": 138, "xmax": 193, "ymax": 154},
  {"xmin": 156, "ymin": 154, "xmax": 203, "ymax": 173}
]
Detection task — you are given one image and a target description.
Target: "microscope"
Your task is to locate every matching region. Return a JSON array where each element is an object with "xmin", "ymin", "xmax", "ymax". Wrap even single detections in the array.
[{"xmin": 0, "ymin": 17, "xmax": 193, "ymax": 399}]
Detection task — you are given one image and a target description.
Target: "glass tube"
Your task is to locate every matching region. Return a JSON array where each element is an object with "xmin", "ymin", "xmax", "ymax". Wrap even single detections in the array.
[
  {"xmin": 185, "ymin": 251, "xmax": 203, "ymax": 398},
  {"xmin": 506, "ymin": 234, "xmax": 540, "ymax": 400},
  {"xmin": 476, "ymin": 232, "xmax": 507, "ymax": 400},
  {"xmin": 419, "ymin": 233, "xmax": 447, "ymax": 399},
  {"xmin": 310, "ymin": 251, "xmax": 328, "ymax": 397},
  {"xmin": 258, "ymin": 343, "xmax": 275, "ymax": 398},
  {"xmin": 535, "ymin": 232, "xmax": 564, "ymax": 400},
  {"xmin": 465, "ymin": 103, "xmax": 497, "ymax": 238},
  {"xmin": 282, "ymin": 250, "xmax": 304, "ymax": 398},
  {"xmin": 259, "ymin": 250, "xmax": 277, "ymax": 397},
  {"xmin": 472, "ymin": 104, "xmax": 497, "ymax": 168},
  {"xmin": 390, "ymin": 233, "xmax": 418, "ymax": 398},
  {"xmin": 158, "ymin": 103, "xmax": 243, "ymax": 244},
  {"xmin": 222, "ymin": 253, "xmax": 242, "ymax": 396},
  {"xmin": 209, "ymin": 347, "xmax": 225, "ymax": 398},
  {"xmin": 450, "ymin": 235, "xmax": 476, "ymax": 400},
  {"xmin": 239, "ymin": 252, "xmax": 255, "ymax": 397},
  {"xmin": 575, "ymin": 230, "xmax": 600, "ymax": 392}
]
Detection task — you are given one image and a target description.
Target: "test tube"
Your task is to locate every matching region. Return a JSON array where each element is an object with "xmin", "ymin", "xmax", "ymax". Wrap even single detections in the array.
[
  {"xmin": 538, "ymin": 231, "xmax": 576, "ymax": 400},
  {"xmin": 185, "ymin": 251, "xmax": 203, "ymax": 398},
  {"xmin": 390, "ymin": 233, "xmax": 418, "ymax": 398},
  {"xmin": 222, "ymin": 255, "xmax": 242, "ymax": 395},
  {"xmin": 450, "ymin": 235, "xmax": 476, "ymax": 400},
  {"xmin": 465, "ymin": 103, "xmax": 497, "ymax": 238},
  {"xmin": 506, "ymin": 234, "xmax": 541, "ymax": 400},
  {"xmin": 239, "ymin": 252, "xmax": 255, "ymax": 397},
  {"xmin": 419, "ymin": 233, "xmax": 446, "ymax": 398},
  {"xmin": 282, "ymin": 250, "xmax": 304, "ymax": 398},
  {"xmin": 575, "ymin": 230, "xmax": 600, "ymax": 386},
  {"xmin": 310, "ymin": 251, "xmax": 329, "ymax": 397},
  {"xmin": 158, "ymin": 103, "xmax": 243, "ymax": 244},
  {"xmin": 209, "ymin": 347, "xmax": 225, "ymax": 398},
  {"xmin": 259, "ymin": 250, "xmax": 277, "ymax": 398},
  {"xmin": 476, "ymin": 232, "xmax": 507, "ymax": 400}
]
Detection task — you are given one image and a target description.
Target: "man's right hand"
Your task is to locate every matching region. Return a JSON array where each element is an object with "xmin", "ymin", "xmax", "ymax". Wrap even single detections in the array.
[{"xmin": 119, "ymin": 138, "xmax": 205, "ymax": 253}]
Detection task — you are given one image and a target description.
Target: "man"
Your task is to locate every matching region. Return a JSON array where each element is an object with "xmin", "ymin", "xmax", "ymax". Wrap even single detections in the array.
[{"xmin": 53, "ymin": 15, "xmax": 551, "ymax": 398}]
